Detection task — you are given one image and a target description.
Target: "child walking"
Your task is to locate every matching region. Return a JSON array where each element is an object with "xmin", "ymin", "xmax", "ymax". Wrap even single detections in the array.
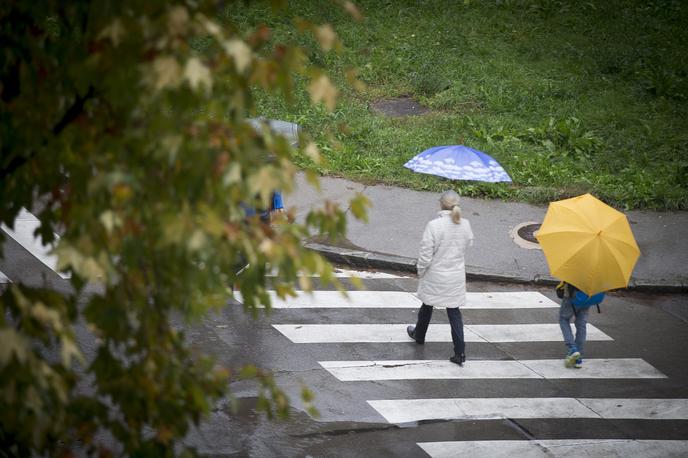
[{"xmin": 557, "ymin": 282, "xmax": 588, "ymax": 368}]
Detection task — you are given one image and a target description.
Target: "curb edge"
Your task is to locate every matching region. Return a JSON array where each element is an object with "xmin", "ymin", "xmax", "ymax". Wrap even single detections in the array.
[{"xmin": 305, "ymin": 242, "xmax": 688, "ymax": 294}]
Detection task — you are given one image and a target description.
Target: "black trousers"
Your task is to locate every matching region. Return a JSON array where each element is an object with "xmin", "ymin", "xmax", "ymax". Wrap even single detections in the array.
[{"xmin": 414, "ymin": 303, "xmax": 465, "ymax": 356}]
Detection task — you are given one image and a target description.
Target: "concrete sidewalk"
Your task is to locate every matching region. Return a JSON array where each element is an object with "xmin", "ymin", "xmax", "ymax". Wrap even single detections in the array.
[{"xmin": 289, "ymin": 173, "xmax": 688, "ymax": 293}]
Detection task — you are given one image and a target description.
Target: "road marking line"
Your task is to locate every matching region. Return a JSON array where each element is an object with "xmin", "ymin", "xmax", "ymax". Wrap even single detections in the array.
[
  {"xmin": 0, "ymin": 270, "xmax": 9, "ymax": 283},
  {"xmin": 1, "ymin": 209, "xmax": 69, "ymax": 279},
  {"xmin": 417, "ymin": 440, "xmax": 688, "ymax": 458},
  {"xmin": 319, "ymin": 358, "xmax": 665, "ymax": 381},
  {"xmin": 265, "ymin": 268, "xmax": 411, "ymax": 279},
  {"xmin": 332, "ymin": 268, "xmax": 411, "ymax": 279},
  {"xmin": 251, "ymin": 290, "xmax": 558, "ymax": 309},
  {"xmin": 367, "ymin": 398, "xmax": 688, "ymax": 423},
  {"xmin": 272, "ymin": 323, "xmax": 613, "ymax": 343}
]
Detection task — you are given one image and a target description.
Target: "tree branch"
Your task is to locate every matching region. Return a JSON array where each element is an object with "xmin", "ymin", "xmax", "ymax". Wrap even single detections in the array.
[
  {"xmin": 52, "ymin": 85, "xmax": 95, "ymax": 135},
  {"xmin": 0, "ymin": 85, "xmax": 96, "ymax": 181}
]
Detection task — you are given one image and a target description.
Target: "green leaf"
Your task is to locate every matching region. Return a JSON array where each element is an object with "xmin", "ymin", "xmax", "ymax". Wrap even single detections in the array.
[
  {"xmin": 0, "ymin": 328, "xmax": 28, "ymax": 364},
  {"xmin": 349, "ymin": 193, "xmax": 370, "ymax": 222}
]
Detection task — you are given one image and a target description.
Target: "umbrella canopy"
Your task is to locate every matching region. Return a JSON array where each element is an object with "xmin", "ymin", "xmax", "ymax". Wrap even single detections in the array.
[
  {"xmin": 535, "ymin": 193, "xmax": 640, "ymax": 296},
  {"xmin": 404, "ymin": 145, "xmax": 512, "ymax": 182}
]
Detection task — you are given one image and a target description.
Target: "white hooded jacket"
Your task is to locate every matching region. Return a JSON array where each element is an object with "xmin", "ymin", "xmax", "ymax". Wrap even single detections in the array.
[{"xmin": 416, "ymin": 211, "xmax": 474, "ymax": 308}]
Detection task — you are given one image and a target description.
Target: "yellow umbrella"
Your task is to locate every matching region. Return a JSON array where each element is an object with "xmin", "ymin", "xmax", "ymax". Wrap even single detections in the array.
[{"xmin": 535, "ymin": 193, "xmax": 640, "ymax": 296}]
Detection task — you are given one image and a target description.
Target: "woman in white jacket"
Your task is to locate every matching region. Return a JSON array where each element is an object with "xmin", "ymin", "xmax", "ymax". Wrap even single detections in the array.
[{"xmin": 407, "ymin": 190, "xmax": 474, "ymax": 366}]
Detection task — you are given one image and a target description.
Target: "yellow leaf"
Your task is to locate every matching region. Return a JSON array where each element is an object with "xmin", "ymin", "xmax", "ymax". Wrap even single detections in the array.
[
  {"xmin": 60, "ymin": 336, "xmax": 85, "ymax": 367},
  {"xmin": 248, "ymin": 168, "xmax": 279, "ymax": 203},
  {"xmin": 99, "ymin": 210, "xmax": 122, "ymax": 234},
  {"xmin": 0, "ymin": 329, "xmax": 28, "ymax": 364},
  {"xmin": 167, "ymin": 6, "xmax": 189, "ymax": 36},
  {"xmin": 188, "ymin": 229, "xmax": 207, "ymax": 251},
  {"xmin": 31, "ymin": 302, "xmax": 62, "ymax": 332},
  {"xmin": 222, "ymin": 163, "xmax": 242, "ymax": 186},
  {"xmin": 55, "ymin": 243, "xmax": 105, "ymax": 281},
  {"xmin": 298, "ymin": 275, "xmax": 312, "ymax": 291},
  {"xmin": 259, "ymin": 239, "xmax": 276, "ymax": 256},
  {"xmin": 200, "ymin": 16, "xmax": 223, "ymax": 39},
  {"xmin": 223, "ymin": 39, "xmax": 252, "ymax": 73},
  {"xmin": 309, "ymin": 75, "xmax": 338, "ymax": 111},
  {"xmin": 304, "ymin": 142, "xmax": 322, "ymax": 164},
  {"xmin": 343, "ymin": 1, "xmax": 363, "ymax": 21},
  {"xmin": 314, "ymin": 24, "xmax": 337, "ymax": 51},
  {"xmin": 184, "ymin": 57, "xmax": 213, "ymax": 92},
  {"xmin": 98, "ymin": 18, "xmax": 125, "ymax": 47},
  {"xmin": 55, "ymin": 244, "xmax": 81, "ymax": 274},
  {"xmin": 81, "ymin": 257, "xmax": 106, "ymax": 281},
  {"xmin": 346, "ymin": 67, "xmax": 367, "ymax": 92},
  {"xmin": 152, "ymin": 56, "xmax": 182, "ymax": 91}
]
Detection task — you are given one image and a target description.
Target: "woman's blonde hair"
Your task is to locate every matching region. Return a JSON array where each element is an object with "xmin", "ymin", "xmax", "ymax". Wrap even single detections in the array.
[{"xmin": 439, "ymin": 190, "xmax": 461, "ymax": 224}]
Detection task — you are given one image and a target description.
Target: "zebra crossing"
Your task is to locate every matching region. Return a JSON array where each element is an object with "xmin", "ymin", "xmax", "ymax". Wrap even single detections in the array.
[
  {"xmin": 3, "ymin": 210, "xmax": 686, "ymax": 455},
  {"xmin": 0, "ymin": 208, "xmax": 69, "ymax": 280},
  {"xmin": 255, "ymin": 275, "xmax": 688, "ymax": 457}
]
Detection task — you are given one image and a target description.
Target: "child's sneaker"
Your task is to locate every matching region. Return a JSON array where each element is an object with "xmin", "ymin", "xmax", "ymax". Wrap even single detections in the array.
[
  {"xmin": 574, "ymin": 357, "xmax": 583, "ymax": 368},
  {"xmin": 564, "ymin": 349, "xmax": 581, "ymax": 368}
]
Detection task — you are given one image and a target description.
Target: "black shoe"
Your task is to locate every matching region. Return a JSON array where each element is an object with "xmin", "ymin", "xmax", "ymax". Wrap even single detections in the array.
[
  {"xmin": 407, "ymin": 325, "xmax": 424, "ymax": 344},
  {"xmin": 449, "ymin": 354, "xmax": 466, "ymax": 366}
]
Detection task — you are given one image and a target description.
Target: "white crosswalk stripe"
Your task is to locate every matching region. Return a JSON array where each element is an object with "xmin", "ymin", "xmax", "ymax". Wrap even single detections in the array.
[
  {"xmin": 266, "ymin": 268, "xmax": 411, "ymax": 279},
  {"xmin": 1, "ymin": 208, "xmax": 69, "ymax": 279},
  {"xmin": 242, "ymin": 276, "xmax": 682, "ymax": 455},
  {"xmin": 368, "ymin": 398, "xmax": 688, "ymax": 423},
  {"xmin": 256, "ymin": 290, "xmax": 558, "ymax": 309},
  {"xmin": 319, "ymin": 358, "xmax": 666, "ymax": 381},
  {"xmin": 0, "ymin": 270, "xmax": 9, "ymax": 283},
  {"xmin": 417, "ymin": 440, "xmax": 688, "ymax": 458},
  {"xmin": 272, "ymin": 323, "xmax": 613, "ymax": 343}
]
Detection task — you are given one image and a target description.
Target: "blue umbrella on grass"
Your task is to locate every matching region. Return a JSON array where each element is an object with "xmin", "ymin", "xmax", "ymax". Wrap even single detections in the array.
[{"xmin": 404, "ymin": 145, "xmax": 512, "ymax": 183}]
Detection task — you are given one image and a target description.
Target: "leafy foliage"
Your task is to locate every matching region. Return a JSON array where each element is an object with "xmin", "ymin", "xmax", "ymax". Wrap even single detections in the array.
[{"xmin": 0, "ymin": 0, "xmax": 365, "ymax": 455}]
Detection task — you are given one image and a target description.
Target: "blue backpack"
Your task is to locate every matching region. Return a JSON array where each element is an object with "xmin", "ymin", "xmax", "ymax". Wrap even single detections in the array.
[{"xmin": 571, "ymin": 290, "xmax": 605, "ymax": 313}]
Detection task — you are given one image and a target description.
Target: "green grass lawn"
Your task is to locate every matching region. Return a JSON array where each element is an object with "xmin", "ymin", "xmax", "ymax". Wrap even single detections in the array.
[{"xmin": 228, "ymin": 0, "xmax": 688, "ymax": 210}]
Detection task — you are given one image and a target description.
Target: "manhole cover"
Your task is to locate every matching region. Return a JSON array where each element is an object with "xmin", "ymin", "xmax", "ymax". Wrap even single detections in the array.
[
  {"xmin": 510, "ymin": 222, "xmax": 542, "ymax": 250},
  {"xmin": 517, "ymin": 223, "xmax": 541, "ymax": 244}
]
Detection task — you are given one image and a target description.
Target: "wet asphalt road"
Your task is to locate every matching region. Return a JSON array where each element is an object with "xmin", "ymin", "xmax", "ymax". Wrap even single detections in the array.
[
  {"xmin": 2, "ymin": 234, "xmax": 688, "ymax": 457},
  {"xmin": 183, "ymin": 274, "xmax": 688, "ymax": 457}
]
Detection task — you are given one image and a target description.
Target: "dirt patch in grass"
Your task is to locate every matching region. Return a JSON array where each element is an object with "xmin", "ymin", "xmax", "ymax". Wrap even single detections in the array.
[{"xmin": 370, "ymin": 97, "xmax": 429, "ymax": 117}]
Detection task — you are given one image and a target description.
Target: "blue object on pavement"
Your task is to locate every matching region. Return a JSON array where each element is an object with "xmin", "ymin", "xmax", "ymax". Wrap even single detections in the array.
[
  {"xmin": 404, "ymin": 145, "xmax": 512, "ymax": 182},
  {"xmin": 241, "ymin": 191, "xmax": 284, "ymax": 222},
  {"xmin": 271, "ymin": 191, "xmax": 284, "ymax": 211}
]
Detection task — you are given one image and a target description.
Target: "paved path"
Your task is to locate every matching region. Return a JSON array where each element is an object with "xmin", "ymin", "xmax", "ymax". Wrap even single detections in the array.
[
  {"xmin": 3, "ymin": 176, "xmax": 686, "ymax": 291},
  {"xmin": 289, "ymin": 173, "xmax": 688, "ymax": 291}
]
